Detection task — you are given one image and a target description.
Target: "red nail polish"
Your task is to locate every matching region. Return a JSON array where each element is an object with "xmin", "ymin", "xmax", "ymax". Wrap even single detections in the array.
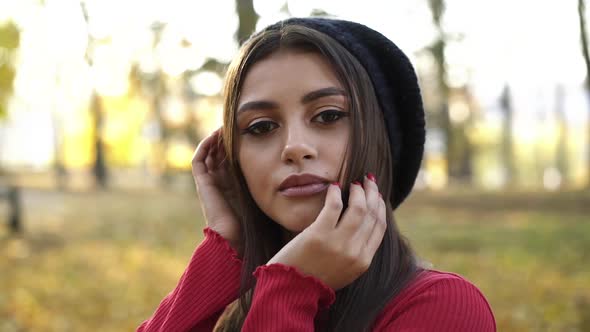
[
  {"xmin": 332, "ymin": 182, "xmax": 341, "ymax": 189},
  {"xmin": 367, "ymin": 172, "xmax": 377, "ymax": 183},
  {"xmin": 352, "ymin": 181, "xmax": 361, "ymax": 186}
]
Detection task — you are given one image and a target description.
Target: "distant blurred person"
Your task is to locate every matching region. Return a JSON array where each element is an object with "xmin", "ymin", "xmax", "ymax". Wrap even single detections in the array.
[{"xmin": 138, "ymin": 18, "xmax": 495, "ymax": 332}]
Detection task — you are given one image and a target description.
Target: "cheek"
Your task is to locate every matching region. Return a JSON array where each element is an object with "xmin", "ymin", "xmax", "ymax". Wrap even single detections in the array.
[
  {"xmin": 326, "ymin": 128, "xmax": 351, "ymax": 175},
  {"xmin": 238, "ymin": 147, "xmax": 255, "ymax": 186},
  {"xmin": 238, "ymin": 143, "xmax": 272, "ymax": 201}
]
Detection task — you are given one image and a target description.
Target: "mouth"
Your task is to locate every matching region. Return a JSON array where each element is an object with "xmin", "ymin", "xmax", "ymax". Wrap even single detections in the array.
[{"xmin": 278, "ymin": 173, "xmax": 330, "ymax": 198}]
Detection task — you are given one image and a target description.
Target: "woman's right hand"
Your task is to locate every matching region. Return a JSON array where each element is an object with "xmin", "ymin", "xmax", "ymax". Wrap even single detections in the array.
[
  {"xmin": 266, "ymin": 175, "xmax": 386, "ymax": 290},
  {"xmin": 192, "ymin": 128, "xmax": 242, "ymax": 255}
]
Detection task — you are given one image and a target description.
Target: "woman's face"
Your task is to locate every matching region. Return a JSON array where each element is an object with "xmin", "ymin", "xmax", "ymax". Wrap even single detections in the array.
[{"xmin": 236, "ymin": 49, "xmax": 350, "ymax": 233}]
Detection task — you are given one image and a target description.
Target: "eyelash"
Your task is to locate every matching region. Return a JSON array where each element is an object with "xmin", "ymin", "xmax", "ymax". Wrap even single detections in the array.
[
  {"xmin": 314, "ymin": 110, "xmax": 348, "ymax": 124},
  {"xmin": 242, "ymin": 110, "xmax": 349, "ymax": 136}
]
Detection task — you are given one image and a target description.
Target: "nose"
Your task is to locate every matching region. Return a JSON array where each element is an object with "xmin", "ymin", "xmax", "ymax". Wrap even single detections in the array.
[{"xmin": 280, "ymin": 125, "xmax": 317, "ymax": 164}]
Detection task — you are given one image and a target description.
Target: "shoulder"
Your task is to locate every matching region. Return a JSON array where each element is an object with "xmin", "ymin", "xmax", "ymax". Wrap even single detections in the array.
[{"xmin": 372, "ymin": 269, "xmax": 496, "ymax": 331}]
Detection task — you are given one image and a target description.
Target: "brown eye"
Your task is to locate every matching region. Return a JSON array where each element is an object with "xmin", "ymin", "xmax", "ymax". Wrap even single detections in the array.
[
  {"xmin": 245, "ymin": 121, "xmax": 278, "ymax": 136},
  {"xmin": 313, "ymin": 110, "xmax": 348, "ymax": 124}
]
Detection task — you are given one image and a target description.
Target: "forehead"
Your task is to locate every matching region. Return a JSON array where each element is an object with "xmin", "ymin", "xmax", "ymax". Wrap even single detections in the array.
[{"xmin": 238, "ymin": 49, "xmax": 343, "ymax": 102}]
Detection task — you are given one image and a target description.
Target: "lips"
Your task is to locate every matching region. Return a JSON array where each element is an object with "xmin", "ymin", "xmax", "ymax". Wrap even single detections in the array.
[{"xmin": 278, "ymin": 173, "xmax": 330, "ymax": 197}]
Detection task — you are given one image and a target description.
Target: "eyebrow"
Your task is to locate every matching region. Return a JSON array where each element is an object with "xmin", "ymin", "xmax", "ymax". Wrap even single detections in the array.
[
  {"xmin": 301, "ymin": 87, "xmax": 347, "ymax": 104},
  {"xmin": 237, "ymin": 87, "xmax": 347, "ymax": 114}
]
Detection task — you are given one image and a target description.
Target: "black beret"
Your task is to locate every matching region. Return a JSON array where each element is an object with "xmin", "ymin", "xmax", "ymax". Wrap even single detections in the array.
[{"xmin": 261, "ymin": 17, "xmax": 426, "ymax": 209}]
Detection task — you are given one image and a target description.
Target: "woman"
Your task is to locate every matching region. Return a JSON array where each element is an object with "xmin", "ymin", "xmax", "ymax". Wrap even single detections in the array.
[{"xmin": 138, "ymin": 17, "xmax": 496, "ymax": 331}]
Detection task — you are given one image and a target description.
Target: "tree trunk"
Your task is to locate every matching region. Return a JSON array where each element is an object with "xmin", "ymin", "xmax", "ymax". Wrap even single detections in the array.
[
  {"xmin": 52, "ymin": 112, "xmax": 68, "ymax": 190},
  {"xmin": 152, "ymin": 73, "xmax": 172, "ymax": 187},
  {"xmin": 236, "ymin": 0, "xmax": 258, "ymax": 45},
  {"xmin": 81, "ymin": 3, "xmax": 108, "ymax": 189},
  {"xmin": 554, "ymin": 84, "xmax": 568, "ymax": 188},
  {"xmin": 427, "ymin": 0, "xmax": 472, "ymax": 184},
  {"xmin": 8, "ymin": 186, "xmax": 21, "ymax": 234},
  {"xmin": 500, "ymin": 84, "xmax": 515, "ymax": 186},
  {"xmin": 431, "ymin": 33, "xmax": 454, "ymax": 183},
  {"xmin": 91, "ymin": 93, "xmax": 108, "ymax": 189},
  {"xmin": 457, "ymin": 122, "xmax": 473, "ymax": 181},
  {"xmin": 578, "ymin": 0, "xmax": 590, "ymax": 188}
]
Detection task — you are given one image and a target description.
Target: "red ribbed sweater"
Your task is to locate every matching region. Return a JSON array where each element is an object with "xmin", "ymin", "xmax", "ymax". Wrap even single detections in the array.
[{"xmin": 138, "ymin": 228, "xmax": 496, "ymax": 331}]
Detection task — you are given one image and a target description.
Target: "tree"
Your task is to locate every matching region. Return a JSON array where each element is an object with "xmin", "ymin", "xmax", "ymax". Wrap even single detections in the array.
[
  {"xmin": 500, "ymin": 84, "xmax": 516, "ymax": 186},
  {"xmin": 0, "ymin": 21, "xmax": 22, "ymax": 233},
  {"xmin": 425, "ymin": 0, "xmax": 473, "ymax": 184},
  {"xmin": 147, "ymin": 22, "xmax": 174, "ymax": 186},
  {"xmin": 0, "ymin": 21, "xmax": 19, "ymax": 119},
  {"xmin": 578, "ymin": 0, "xmax": 590, "ymax": 188},
  {"xmin": 554, "ymin": 84, "xmax": 569, "ymax": 188},
  {"xmin": 236, "ymin": 0, "xmax": 258, "ymax": 45},
  {"xmin": 80, "ymin": 3, "xmax": 108, "ymax": 189}
]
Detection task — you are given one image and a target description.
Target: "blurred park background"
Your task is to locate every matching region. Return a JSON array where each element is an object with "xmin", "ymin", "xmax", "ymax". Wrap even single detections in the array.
[{"xmin": 0, "ymin": 0, "xmax": 589, "ymax": 331}]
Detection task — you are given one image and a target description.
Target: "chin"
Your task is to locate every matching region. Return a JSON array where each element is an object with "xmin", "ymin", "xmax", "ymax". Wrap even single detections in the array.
[
  {"xmin": 274, "ymin": 207, "xmax": 321, "ymax": 233},
  {"xmin": 280, "ymin": 220, "xmax": 313, "ymax": 233},
  {"xmin": 263, "ymin": 195, "xmax": 327, "ymax": 233}
]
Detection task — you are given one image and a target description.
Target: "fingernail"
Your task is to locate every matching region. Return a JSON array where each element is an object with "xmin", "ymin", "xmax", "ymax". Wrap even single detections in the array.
[
  {"xmin": 367, "ymin": 172, "xmax": 377, "ymax": 183},
  {"xmin": 352, "ymin": 181, "xmax": 361, "ymax": 186},
  {"xmin": 332, "ymin": 182, "xmax": 341, "ymax": 189}
]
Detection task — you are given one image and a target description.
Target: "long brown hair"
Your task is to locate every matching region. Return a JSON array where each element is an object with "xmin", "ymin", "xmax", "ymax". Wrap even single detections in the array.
[{"xmin": 216, "ymin": 23, "xmax": 418, "ymax": 332}]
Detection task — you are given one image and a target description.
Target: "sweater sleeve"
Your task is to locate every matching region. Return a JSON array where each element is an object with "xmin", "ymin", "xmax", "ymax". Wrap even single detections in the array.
[
  {"xmin": 379, "ymin": 276, "xmax": 496, "ymax": 332},
  {"xmin": 241, "ymin": 264, "xmax": 335, "ymax": 332},
  {"xmin": 137, "ymin": 228, "xmax": 243, "ymax": 332}
]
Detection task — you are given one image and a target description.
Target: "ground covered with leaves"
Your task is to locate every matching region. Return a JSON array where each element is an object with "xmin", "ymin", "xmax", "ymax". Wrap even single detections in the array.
[{"xmin": 1, "ymin": 188, "xmax": 589, "ymax": 331}]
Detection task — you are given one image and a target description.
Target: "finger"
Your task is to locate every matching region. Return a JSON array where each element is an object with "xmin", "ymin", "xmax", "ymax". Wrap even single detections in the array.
[
  {"xmin": 192, "ymin": 129, "xmax": 221, "ymax": 175},
  {"xmin": 352, "ymin": 175, "xmax": 380, "ymax": 244},
  {"xmin": 205, "ymin": 149, "xmax": 216, "ymax": 173},
  {"xmin": 363, "ymin": 172, "xmax": 379, "ymax": 209},
  {"xmin": 217, "ymin": 135, "xmax": 227, "ymax": 159},
  {"xmin": 213, "ymin": 141, "xmax": 229, "ymax": 168},
  {"xmin": 192, "ymin": 129, "xmax": 220, "ymax": 162},
  {"xmin": 312, "ymin": 183, "xmax": 343, "ymax": 230},
  {"xmin": 363, "ymin": 196, "xmax": 387, "ymax": 258},
  {"xmin": 337, "ymin": 181, "xmax": 366, "ymax": 235}
]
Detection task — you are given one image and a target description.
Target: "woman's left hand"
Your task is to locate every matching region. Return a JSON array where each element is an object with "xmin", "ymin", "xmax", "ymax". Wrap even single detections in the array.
[{"xmin": 266, "ymin": 175, "xmax": 387, "ymax": 290}]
